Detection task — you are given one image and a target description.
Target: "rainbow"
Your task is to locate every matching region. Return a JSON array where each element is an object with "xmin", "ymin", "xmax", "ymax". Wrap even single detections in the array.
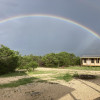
[{"xmin": 0, "ymin": 14, "xmax": 100, "ymax": 39}]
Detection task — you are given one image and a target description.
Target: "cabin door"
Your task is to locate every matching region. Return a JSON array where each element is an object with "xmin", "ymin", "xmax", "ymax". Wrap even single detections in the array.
[{"xmin": 87, "ymin": 59, "xmax": 90, "ymax": 65}]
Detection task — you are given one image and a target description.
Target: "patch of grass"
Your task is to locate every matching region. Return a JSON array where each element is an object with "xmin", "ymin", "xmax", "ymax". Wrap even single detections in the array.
[
  {"xmin": 0, "ymin": 71, "xmax": 27, "ymax": 77},
  {"xmin": 0, "ymin": 70, "xmax": 56, "ymax": 77},
  {"xmin": 0, "ymin": 77, "xmax": 37, "ymax": 88},
  {"xmin": 54, "ymin": 71, "xmax": 98, "ymax": 82},
  {"xmin": 55, "ymin": 73, "xmax": 73, "ymax": 82},
  {"xmin": 27, "ymin": 70, "xmax": 56, "ymax": 75},
  {"xmin": 73, "ymin": 72, "xmax": 79, "ymax": 78},
  {"xmin": 64, "ymin": 66, "xmax": 100, "ymax": 71}
]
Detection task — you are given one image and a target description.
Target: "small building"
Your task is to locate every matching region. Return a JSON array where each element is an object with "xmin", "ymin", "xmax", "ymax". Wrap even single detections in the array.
[{"xmin": 81, "ymin": 55, "xmax": 100, "ymax": 66}]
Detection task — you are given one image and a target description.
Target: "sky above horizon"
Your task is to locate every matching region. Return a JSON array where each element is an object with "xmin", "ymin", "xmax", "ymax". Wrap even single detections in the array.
[{"xmin": 0, "ymin": 0, "xmax": 100, "ymax": 56}]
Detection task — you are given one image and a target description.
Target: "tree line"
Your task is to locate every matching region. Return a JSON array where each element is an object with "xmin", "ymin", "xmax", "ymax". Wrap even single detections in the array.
[{"xmin": 0, "ymin": 45, "xmax": 80, "ymax": 75}]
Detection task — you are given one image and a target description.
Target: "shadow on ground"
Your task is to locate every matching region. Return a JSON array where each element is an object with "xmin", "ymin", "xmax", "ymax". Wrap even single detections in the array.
[
  {"xmin": 0, "ymin": 77, "xmax": 76, "ymax": 100},
  {"xmin": 94, "ymin": 97, "xmax": 100, "ymax": 100},
  {"xmin": 86, "ymin": 76, "xmax": 100, "ymax": 86}
]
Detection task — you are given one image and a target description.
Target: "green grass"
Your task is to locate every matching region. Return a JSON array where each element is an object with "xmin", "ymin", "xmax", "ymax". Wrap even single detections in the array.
[
  {"xmin": 73, "ymin": 72, "xmax": 79, "ymax": 78},
  {"xmin": 55, "ymin": 73, "xmax": 73, "ymax": 82},
  {"xmin": 0, "ymin": 71, "xmax": 27, "ymax": 77},
  {"xmin": 27, "ymin": 70, "xmax": 56, "ymax": 75},
  {"xmin": 0, "ymin": 77, "xmax": 37, "ymax": 88},
  {"xmin": 0, "ymin": 70, "xmax": 56, "ymax": 77},
  {"xmin": 64, "ymin": 66, "xmax": 100, "ymax": 71}
]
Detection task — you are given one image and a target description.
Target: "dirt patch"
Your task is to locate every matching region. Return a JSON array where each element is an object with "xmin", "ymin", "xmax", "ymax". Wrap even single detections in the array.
[{"xmin": 0, "ymin": 82, "xmax": 74, "ymax": 100}]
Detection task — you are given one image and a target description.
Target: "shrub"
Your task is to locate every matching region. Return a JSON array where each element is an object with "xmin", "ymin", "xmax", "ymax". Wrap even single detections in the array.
[
  {"xmin": 25, "ymin": 61, "xmax": 38, "ymax": 71},
  {"xmin": 0, "ymin": 45, "xmax": 19, "ymax": 75}
]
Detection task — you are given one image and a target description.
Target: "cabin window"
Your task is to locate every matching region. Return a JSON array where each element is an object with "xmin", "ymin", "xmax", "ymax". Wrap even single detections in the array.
[
  {"xmin": 96, "ymin": 59, "xmax": 99, "ymax": 63},
  {"xmin": 91, "ymin": 59, "xmax": 94, "ymax": 63},
  {"xmin": 84, "ymin": 59, "xmax": 86, "ymax": 63}
]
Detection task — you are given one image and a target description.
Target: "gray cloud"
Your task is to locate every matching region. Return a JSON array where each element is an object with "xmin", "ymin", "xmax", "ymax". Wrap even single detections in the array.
[{"xmin": 0, "ymin": 0, "xmax": 100, "ymax": 56}]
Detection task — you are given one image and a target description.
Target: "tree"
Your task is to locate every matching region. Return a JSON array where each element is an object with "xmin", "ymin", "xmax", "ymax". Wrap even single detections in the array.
[
  {"xmin": 42, "ymin": 53, "xmax": 59, "ymax": 67},
  {"xmin": 56, "ymin": 52, "xmax": 70, "ymax": 67},
  {"xmin": 19, "ymin": 54, "xmax": 41, "ymax": 69},
  {"xmin": 41, "ymin": 52, "xmax": 80, "ymax": 67},
  {"xmin": 25, "ymin": 61, "xmax": 38, "ymax": 71},
  {"xmin": 0, "ymin": 45, "xmax": 19, "ymax": 75}
]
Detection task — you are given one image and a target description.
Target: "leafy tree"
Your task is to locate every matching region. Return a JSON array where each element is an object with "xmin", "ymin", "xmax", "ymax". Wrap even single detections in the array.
[
  {"xmin": 25, "ymin": 61, "xmax": 38, "ymax": 71},
  {"xmin": 74, "ymin": 56, "xmax": 80, "ymax": 65},
  {"xmin": 42, "ymin": 53, "xmax": 59, "ymax": 67},
  {"xmin": 0, "ymin": 45, "xmax": 20, "ymax": 75},
  {"xmin": 41, "ymin": 52, "xmax": 80, "ymax": 67},
  {"xmin": 56, "ymin": 52, "xmax": 70, "ymax": 66},
  {"xmin": 19, "ymin": 54, "xmax": 41, "ymax": 69}
]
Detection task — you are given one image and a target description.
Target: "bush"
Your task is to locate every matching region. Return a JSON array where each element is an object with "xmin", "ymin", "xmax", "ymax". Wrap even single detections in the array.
[
  {"xmin": 0, "ymin": 45, "xmax": 19, "ymax": 75},
  {"xmin": 25, "ymin": 61, "xmax": 38, "ymax": 71}
]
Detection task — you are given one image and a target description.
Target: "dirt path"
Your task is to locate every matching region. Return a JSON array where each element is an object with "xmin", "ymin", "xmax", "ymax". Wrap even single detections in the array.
[
  {"xmin": 0, "ymin": 68, "xmax": 100, "ymax": 100},
  {"xmin": 59, "ymin": 79, "xmax": 100, "ymax": 100},
  {"xmin": 36, "ymin": 67, "xmax": 100, "ymax": 75}
]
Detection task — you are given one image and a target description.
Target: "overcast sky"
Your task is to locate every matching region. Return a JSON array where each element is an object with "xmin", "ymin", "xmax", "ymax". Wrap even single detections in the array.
[{"xmin": 0, "ymin": 0, "xmax": 100, "ymax": 56}]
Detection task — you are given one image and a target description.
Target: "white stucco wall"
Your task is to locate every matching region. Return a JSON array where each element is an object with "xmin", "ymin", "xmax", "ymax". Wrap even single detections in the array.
[{"xmin": 82, "ymin": 58, "xmax": 100, "ymax": 66}]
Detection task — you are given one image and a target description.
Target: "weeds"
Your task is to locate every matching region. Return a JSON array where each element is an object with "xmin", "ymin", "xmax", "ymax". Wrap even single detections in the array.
[
  {"xmin": 55, "ymin": 73, "xmax": 73, "ymax": 82},
  {"xmin": 0, "ymin": 77, "xmax": 37, "ymax": 88}
]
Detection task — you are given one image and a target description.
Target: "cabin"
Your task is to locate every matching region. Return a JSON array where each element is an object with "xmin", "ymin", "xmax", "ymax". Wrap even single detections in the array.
[{"xmin": 81, "ymin": 55, "xmax": 100, "ymax": 66}]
